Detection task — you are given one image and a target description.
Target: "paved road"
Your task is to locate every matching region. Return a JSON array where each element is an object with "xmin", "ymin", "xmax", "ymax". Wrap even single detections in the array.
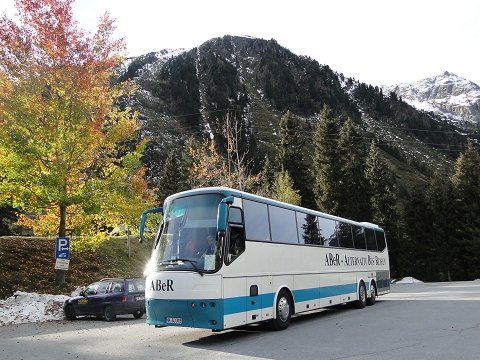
[{"xmin": 1, "ymin": 281, "xmax": 480, "ymax": 359}]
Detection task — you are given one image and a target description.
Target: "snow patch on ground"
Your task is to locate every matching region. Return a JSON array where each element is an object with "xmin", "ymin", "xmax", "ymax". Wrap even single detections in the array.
[
  {"xmin": 0, "ymin": 288, "xmax": 83, "ymax": 327},
  {"xmin": 394, "ymin": 277, "xmax": 423, "ymax": 284}
]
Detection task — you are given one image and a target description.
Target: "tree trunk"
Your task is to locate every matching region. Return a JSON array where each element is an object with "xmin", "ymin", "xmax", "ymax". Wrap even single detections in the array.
[
  {"xmin": 59, "ymin": 203, "xmax": 67, "ymax": 237},
  {"xmin": 56, "ymin": 203, "xmax": 67, "ymax": 285}
]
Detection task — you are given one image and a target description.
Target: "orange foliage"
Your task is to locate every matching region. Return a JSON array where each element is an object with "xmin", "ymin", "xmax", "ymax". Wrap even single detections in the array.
[{"xmin": 0, "ymin": 0, "xmax": 155, "ymax": 238}]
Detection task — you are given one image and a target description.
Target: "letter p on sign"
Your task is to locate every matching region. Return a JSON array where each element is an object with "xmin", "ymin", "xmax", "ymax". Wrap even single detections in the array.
[{"xmin": 55, "ymin": 237, "xmax": 70, "ymax": 259}]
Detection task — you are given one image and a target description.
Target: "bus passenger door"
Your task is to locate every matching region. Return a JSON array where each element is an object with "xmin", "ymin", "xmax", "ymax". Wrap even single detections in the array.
[{"xmin": 246, "ymin": 278, "xmax": 262, "ymax": 324}]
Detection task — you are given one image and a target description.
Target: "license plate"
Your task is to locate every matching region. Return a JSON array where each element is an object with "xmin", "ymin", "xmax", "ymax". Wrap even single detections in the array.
[
  {"xmin": 166, "ymin": 317, "xmax": 182, "ymax": 324},
  {"xmin": 135, "ymin": 296, "xmax": 145, "ymax": 301}
]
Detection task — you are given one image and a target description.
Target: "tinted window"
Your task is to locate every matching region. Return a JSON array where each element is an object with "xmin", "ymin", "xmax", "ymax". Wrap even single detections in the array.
[
  {"xmin": 244, "ymin": 200, "xmax": 270, "ymax": 241},
  {"xmin": 84, "ymin": 282, "xmax": 99, "ymax": 296},
  {"xmin": 337, "ymin": 222, "xmax": 353, "ymax": 248},
  {"xmin": 269, "ymin": 206, "xmax": 298, "ymax": 243},
  {"xmin": 228, "ymin": 207, "xmax": 243, "ymax": 223},
  {"xmin": 352, "ymin": 225, "xmax": 366, "ymax": 249},
  {"xmin": 96, "ymin": 281, "xmax": 109, "ymax": 294},
  {"xmin": 111, "ymin": 281, "xmax": 124, "ymax": 293},
  {"xmin": 365, "ymin": 228, "xmax": 377, "ymax": 250},
  {"xmin": 318, "ymin": 217, "xmax": 338, "ymax": 246},
  {"xmin": 375, "ymin": 230, "xmax": 386, "ymax": 251},
  {"xmin": 128, "ymin": 280, "xmax": 145, "ymax": 293},
  {"xmin": 226, "ymin": 224, "xmax": 246, "ymax": 264},
  {"xmin": 297, "ymin": 213, "xmax": 321, "ymax": 245}
]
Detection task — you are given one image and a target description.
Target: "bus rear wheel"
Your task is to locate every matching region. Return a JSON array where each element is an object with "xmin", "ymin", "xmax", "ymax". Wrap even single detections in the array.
[
  {"xmin": 366, "ymin": 282, "xmax": 376, "ymax": 306},
  {"xmin": 270, "ymin": 289, "xmax": 292, "ymax": 331},
  {"xmin": 353, "ymin": 281, "xmax": 367, "ymax": 309}
]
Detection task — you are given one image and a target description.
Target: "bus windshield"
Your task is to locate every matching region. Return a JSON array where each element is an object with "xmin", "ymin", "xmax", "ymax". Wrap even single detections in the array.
[{"xmin": 150, "ymin": 193, "xmax": 224, "ymax": 273}]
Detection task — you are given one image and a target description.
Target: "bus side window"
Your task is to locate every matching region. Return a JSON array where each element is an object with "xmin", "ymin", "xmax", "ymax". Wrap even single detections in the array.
[
  {"xmin": 226, "ymin": 207, "xmax": 245, "ymax": 264},
  {"xmin": 375, "ymin": 230, "xmax": 387, "ymax": 251},
  {"xmin": 226, "ymin": 225, "xmax": 245, "ymax": 264}
]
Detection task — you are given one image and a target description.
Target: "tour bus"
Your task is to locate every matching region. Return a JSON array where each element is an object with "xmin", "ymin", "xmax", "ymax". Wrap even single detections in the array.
[{"xmin": 139, "ymin": 187, "xmax": 390, "ymax": 331}]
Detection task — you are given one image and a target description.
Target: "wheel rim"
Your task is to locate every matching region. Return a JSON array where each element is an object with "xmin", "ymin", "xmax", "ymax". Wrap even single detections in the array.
[
  {"xmin": 370, "ymin": 286, "xmax": 376, "ymax": 301},
  {"xmin": 66, "ymin": 306, "xmax": 74, "ymax": 318},
  {"xmin": 105, "ymin": 307, "xmax": 113, "ymax": 319},
  {"xmin": 277, "ymin": 296, "xmax": 290, "ymax": 322},
  {"xmin": 360, "ymin": 285, "xmax": 366, "ymax": 303}
]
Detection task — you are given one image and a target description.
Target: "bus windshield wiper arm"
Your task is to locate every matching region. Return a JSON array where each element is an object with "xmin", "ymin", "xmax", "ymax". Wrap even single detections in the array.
[{"xmin": 163, "ymin": 258, "xmax": 204, "ymax": 276}]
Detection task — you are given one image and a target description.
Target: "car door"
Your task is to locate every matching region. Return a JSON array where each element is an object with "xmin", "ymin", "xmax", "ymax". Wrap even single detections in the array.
[
  {"xmin": 87, "ymin": 281, "xmax": 110, "ymax": 315},
  {"xmin": 74, "ymin": 282, "xmax": 98, "ymax": 315}
]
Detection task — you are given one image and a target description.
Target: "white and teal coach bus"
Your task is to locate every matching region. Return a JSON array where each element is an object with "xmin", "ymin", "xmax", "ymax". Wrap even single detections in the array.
[{"xmin": 138, "ymin": 187, "xmax": 390, "ymax": 331}]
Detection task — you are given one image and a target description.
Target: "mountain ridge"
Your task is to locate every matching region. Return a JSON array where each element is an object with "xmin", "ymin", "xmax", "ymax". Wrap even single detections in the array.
[
  {"xmin": 382, "ymin": 71, "xmax": 480, "ymax": 128},
  {"xmin": 118, "ymin": 35, "xmax": 474, "ymax": 195}
]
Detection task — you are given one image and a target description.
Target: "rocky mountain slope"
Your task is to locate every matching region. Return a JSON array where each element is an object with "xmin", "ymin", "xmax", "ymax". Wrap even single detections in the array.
[
  {"xmin": 382, "ymin": 71, "xmax": 480, "ymax": 128},
  {"xmin": 118, "ymin": 36, "xmax": 473, "ymax": 192}
]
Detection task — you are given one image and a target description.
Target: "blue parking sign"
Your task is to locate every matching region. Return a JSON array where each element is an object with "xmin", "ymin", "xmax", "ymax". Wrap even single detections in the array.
[{"xmin": 56, "ymin": 237, "xmax": 70, "ymax": 259}]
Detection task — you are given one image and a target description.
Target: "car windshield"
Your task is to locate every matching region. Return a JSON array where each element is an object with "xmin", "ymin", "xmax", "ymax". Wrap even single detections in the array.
[{"xmin": 150, "ymin": 193, "xmax": 224, "ymax": 273}]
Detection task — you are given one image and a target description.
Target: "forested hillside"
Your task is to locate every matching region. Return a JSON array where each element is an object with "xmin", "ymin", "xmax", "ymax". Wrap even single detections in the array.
[
  {"xmin": 3, "ymin": 29, "xmax": 480, "ymax": 283},
  {"xmin": 116, "ymin": 35, "xmax": 480, "ymax": 281}
]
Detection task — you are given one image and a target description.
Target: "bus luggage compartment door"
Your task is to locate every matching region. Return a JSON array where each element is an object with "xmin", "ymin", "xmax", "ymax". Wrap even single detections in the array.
[{"xmin": 246, "ymin": 277, "xmax": 262, "ymax": 324}]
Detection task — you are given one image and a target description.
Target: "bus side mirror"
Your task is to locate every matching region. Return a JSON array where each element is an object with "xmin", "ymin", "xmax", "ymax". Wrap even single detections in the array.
[
  {"xmin": 139, "ymin": 207, "xmax": 163, "ymax": 243},
  {"xmin": 217, "ymin": 197, "xmax": 234, "ymax": 232}
]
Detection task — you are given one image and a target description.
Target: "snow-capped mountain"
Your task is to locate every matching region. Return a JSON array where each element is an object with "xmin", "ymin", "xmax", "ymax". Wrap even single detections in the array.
[{"xmin": 382, "ymin": 71, "xmax": 480, "ymax": 127}]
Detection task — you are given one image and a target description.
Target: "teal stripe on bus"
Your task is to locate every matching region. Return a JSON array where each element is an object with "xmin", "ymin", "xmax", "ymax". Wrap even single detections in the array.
[{"xmin": 225, "ymin": 283, "xmax": 358, "ymax": 315}]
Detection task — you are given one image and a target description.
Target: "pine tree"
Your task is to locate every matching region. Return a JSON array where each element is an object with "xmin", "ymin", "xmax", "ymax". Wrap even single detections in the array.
[
  {"xmin": 157, "ymin": 151, "xmax": 189, "ymax": 204},
  {"xmin": 313, "ymin": 105, "xmax": 342, "ymax": 214},
  {"xmin": 271, "ymin": 171, "xmax": 301, "ymax": 206},
  {"xmin": 401, "ymin": 184, "xmax": 431, "ymax": 279},
  {"xmin": 365, "ymin": 140, "xmax": 399, "ymax": 274},
  {"xmin": 451, "ymin": 139, "xmax": 480, "ymax": 279},
  {"xmin": 277, "ymin": 110, "xmax": 315, "ymax": 208},
  {"xmin": 259, "ymin": 155, "xmax": 276, "ymax": 197},
  {"xmin": 427, "ymin": 172, "xmax": 457, "ymax": 281},
  {"xmin": 337, "ymin": 117, "xmax": 369, "ymax": 221}
]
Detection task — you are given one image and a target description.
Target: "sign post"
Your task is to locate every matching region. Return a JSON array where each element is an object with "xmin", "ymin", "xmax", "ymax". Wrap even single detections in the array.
[{"xmin": 55, "ymin": 237, "xmax": 70, "ymax": 285}]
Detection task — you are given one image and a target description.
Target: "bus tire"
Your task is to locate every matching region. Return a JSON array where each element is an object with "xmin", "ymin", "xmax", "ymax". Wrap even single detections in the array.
[
  {"xmin": 104, "ymin": 305, "xmax": 116, "ymax": 321},
  {"xmin": 366, "ymin": 282, "xmax": 376, "ymax": 306},
  {"xmin": 353, "ymin": 281, "xmax": 367, "ymax": 309},
  {"xmin": 270, "ymin": 289, "xmax": 292, "ymax": 331}
]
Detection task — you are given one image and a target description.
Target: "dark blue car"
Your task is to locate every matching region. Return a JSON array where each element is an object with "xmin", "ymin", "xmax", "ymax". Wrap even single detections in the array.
[{"xmin": 63, "ymin": 278, "xmax": 146, "ymax": 321}]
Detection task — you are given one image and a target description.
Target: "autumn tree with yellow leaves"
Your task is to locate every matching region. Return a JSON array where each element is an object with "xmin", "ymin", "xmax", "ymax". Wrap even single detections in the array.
[{"xmin": 0, "ymin": 0, "xmax": 155, "ymax": 243}]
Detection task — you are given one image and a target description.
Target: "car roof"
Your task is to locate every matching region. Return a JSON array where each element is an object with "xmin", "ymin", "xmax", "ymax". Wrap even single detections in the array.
[{"xmin": 99, "ymin": 278, "xmax": 144, "ymax": 282}]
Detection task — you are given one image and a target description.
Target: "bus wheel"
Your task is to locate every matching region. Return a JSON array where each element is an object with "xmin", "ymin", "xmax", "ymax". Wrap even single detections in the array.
[
  {"xmin": 270, "ymin": 289, "xmax": 291, "ymax": 331},
  {"xmin": 366, "ymin": 283, "xmax": 376, "ymax": 306},
  {"xmin": 353, "ymin": 281, "xmax": 367, "ymax": 309}
]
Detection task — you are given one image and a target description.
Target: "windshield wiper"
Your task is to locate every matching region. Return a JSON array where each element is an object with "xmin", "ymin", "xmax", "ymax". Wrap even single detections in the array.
[{"xmin": 162, "ymin": 258, "xmax": 205, "ymax": 276}]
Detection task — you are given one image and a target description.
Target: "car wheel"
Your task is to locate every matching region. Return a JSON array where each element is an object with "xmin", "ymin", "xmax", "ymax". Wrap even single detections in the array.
[
  {"xmin": 133, "ymin": 310, "xmax": 143, "ymax": 319},
  {"xmin": 64, "ymin": 304, "xmax": 76, "ymax": 320},
  {"xmin": 104, "ymin": 305, "xmax": 116, "ymax": 321}
]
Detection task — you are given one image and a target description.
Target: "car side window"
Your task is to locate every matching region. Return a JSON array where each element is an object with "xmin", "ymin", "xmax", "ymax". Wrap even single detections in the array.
[
  {"xmin": 111, "ymin": 282, "xmax": 124, "ymax": 293},
  {"xmin": 128, "ymin": 280, "xmax": 146, "ymax": 293},
  {"xmin": 96, "ymin": 281, "xmax": 109, "ymax": 294},
  {"xmin": 84, "ymin": 282, "xmax": 98, "ymax": 296}
]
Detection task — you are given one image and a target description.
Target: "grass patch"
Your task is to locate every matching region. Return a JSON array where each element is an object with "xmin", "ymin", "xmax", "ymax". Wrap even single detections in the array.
[{"xmin": 0, "ymin": 235, "xmax": 154, "ymax": 300}]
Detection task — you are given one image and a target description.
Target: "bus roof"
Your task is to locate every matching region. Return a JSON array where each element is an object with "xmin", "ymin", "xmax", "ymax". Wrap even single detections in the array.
[{"xmin": 165, "ymin": 187, "xmax": 385, "ymax": 231}]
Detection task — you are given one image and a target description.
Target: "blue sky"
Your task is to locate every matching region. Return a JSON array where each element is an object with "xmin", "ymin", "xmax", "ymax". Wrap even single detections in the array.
[{"xmin": 1, "ymin": 0, "xmax": 479, "ymax": 87}]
